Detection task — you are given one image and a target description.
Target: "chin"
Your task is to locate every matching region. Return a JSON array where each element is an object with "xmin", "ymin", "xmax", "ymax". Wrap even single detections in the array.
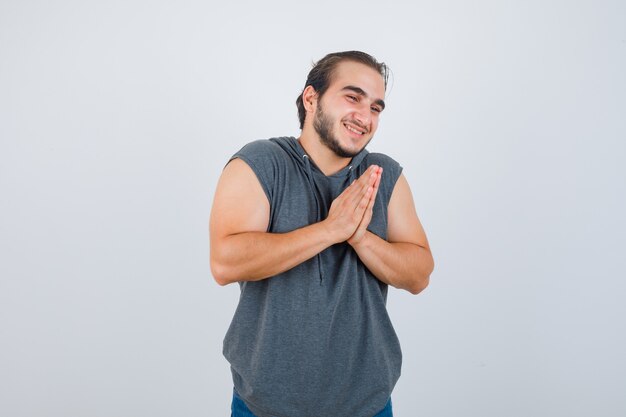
[{"xmin": 342, "ymin": 136, "xmax": 372, "ymax": 154}]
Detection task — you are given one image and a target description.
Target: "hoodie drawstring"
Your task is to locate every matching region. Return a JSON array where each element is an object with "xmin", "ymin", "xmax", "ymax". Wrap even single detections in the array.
[{"xmin": 302, "ymin": 154, "xmax": 325, "ymax": 285}]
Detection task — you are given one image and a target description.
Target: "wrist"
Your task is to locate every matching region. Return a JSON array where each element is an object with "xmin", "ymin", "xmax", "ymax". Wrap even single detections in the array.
[
  {"xmin": 348, "ymin": 229, "xmax": 371, "ymax": 249},
  {"xmin": 318, "ymin": 219, "xmax": 343, "ymax": 246}
]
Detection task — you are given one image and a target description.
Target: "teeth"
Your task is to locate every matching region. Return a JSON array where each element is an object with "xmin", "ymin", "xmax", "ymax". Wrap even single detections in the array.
[{"xmin": 345, "ymin": 124, "xmax": 363, "ymax": 135}]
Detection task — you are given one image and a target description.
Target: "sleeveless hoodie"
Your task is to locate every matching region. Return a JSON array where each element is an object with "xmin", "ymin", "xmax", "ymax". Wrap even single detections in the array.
[{"xmin": 222, "ymin": 137, "xmax": 403, "ymax": 417}]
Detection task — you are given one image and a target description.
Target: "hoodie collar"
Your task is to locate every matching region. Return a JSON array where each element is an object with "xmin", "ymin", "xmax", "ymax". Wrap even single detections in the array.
[{"xmin": 271, "ymin": 136, "xmax": 369, "ymax": 178}]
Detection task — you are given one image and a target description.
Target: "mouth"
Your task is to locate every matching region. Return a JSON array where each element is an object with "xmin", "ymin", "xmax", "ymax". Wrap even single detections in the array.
[{"xmin": 343, "ymin": 121, "xmax": 368, "ymax": 136}]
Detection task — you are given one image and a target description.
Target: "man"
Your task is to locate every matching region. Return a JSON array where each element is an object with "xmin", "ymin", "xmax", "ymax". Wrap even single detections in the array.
[{"xmin": 210, "ymin": 51, "xmax": 434, "ymax": 417}]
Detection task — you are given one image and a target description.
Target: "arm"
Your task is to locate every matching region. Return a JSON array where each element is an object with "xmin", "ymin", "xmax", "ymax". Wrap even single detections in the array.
[
  {"xmin": 209, "ymin": 158, "xmax": 380, "ymax": 285},
  {"xmin": 348, "ymin": 174, "xmax": 434, "ymax": 294}
]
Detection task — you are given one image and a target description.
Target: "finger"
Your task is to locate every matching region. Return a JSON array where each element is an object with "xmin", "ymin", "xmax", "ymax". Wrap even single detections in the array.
[
  {"xmin": 353, "ymin": 183, "xmax": 374, "ymax": 218},
  {"xmin": 360, "ymin": 184, "xmax": 374, "ymax": 211},
  {"xmin": 341, "ymin": 165, "xmax": 375, "ymax": 195},
  {"xmin": 357, "ymin": 167, "xmax": 382, "ymax": 221},
  {"xmin": 338, "ymin": 165, "xmax": 379, "ymax": 207},
  {"xmin": 355, "ymin": 165, "xmax": 380, "ymax": 194},
  {"xmin": 349, "ymin": 186, "xmax": 376, "ymax": 244},
  {"xmin": 370, "ymin": 167, "xmax": 382, "ymax": 200},
  {"xmin": 351, "ymin": 171, "xmax": 378, "ymax": 209},
  {"xmin": 363, "ymin": 174, "xmax": 380, "ymax": 215},
  {"xmin": 331, "ymin": 165, "xmax": 380, "ymax": 213}
]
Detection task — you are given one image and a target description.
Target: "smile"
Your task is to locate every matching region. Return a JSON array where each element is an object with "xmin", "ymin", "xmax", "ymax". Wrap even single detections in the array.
[{"xmin": 343, "ymin": 122, "xmax": 367, "ymax": 135}]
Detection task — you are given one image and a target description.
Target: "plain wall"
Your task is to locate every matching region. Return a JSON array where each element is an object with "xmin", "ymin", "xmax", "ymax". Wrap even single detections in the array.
[{"xmin": 1, "ymin": 0, "xmax": 625, "ymax": 416}]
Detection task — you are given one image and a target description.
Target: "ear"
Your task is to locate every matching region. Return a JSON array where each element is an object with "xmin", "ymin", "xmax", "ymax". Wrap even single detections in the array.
[{"xmin": 302, "ymin": 85, "xmax": 318, "ymax": 114}]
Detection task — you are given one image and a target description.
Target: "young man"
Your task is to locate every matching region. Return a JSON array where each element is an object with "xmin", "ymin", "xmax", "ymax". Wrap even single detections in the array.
[{"xmin": 210, "ymin": 51, "xmax": 434, "ymax": 417}]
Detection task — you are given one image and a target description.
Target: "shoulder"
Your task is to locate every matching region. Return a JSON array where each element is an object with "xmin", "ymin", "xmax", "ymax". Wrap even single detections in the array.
[
  {"xmin": 229, "ymin": 137, "xmax": 295, "ymax": 199},
  {"xmin": 231, "ymin": 137, "xmax": 291, "ymax": 177},
  {"xmin": 234, "ymin": 138, "xmax": 287, "ymax": 161}
]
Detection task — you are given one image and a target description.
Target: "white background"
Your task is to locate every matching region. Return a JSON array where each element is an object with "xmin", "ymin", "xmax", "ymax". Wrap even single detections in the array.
[{"xmin": 1, "ymin": 0, "xmax": 625, "ymax": 416}]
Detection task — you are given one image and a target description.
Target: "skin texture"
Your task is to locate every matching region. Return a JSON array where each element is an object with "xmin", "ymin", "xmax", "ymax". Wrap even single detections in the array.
[
  {"xmin": 313, "ymin": 99, "xmax": 373, "ymax": 158},
  {"xmin": 210, "ymin": 60, "xmax": 434, "ymax": 294}
]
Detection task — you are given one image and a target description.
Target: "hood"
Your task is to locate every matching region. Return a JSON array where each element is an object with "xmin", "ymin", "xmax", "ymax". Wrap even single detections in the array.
[{"xmin": 269, "ymin": 136, "xmax": 369, "ymax": 179}]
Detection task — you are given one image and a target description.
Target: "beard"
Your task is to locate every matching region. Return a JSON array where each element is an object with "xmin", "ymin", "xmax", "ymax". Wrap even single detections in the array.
[{"xmin": 313, "ymin": 102, "xmax": 370, "ymax": 158}]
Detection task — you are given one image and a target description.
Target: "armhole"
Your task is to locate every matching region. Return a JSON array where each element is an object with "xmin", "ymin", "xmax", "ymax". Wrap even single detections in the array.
[
  {"xmin": 228, "ymin": 154, "xmax": 273, "ymax": 205},
  {"xmin": 384, "ymin": 162, "xmax": 403, "ymax": 208}
]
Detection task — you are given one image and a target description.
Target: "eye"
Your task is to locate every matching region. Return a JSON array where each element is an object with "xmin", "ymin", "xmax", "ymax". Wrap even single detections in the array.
[
  {"xmin": 371, "ymin": 106, "xmax": 382, "ymax": 114},
  {"xmin": 346, "ymin": 95, "xmax": 358, "ymax": 102}
]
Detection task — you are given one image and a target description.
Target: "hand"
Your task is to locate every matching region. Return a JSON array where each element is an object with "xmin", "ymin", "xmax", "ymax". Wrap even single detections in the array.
[
  {"xmin": 348, "ymin": 166, "xmax": 382, "ymax": 246},
  {"xmin": 323, "ymin": 165, "xmax": 381, "ymax": 244}
]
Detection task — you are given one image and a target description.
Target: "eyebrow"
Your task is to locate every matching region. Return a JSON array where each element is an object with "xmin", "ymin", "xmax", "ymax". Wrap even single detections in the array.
[{"xmin": 341, "ymin": 85, "xmax": 386, "ymax": 110}]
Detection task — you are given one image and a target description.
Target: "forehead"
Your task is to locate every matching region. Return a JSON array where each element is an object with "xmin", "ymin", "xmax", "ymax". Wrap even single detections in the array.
[{"xmin": 329, "ymin": 60, "xmax": 386, "ymax": 99}]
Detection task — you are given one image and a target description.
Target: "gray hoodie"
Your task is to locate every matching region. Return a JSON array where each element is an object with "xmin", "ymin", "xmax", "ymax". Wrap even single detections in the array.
[{"xmin": 222, "ymin": 137, "xmax": 403, "ymax": 417}]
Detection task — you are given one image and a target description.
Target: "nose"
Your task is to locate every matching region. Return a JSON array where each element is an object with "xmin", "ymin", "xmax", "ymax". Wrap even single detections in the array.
[{"xmin": 353, "ymin": 102, "xmax": 371, "ymax": 127}]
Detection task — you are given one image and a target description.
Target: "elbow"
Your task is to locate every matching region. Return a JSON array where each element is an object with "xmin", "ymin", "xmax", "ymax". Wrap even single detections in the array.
[
  {"xmin": 408, "ymin": 275, "xmax": 430, "ymax": 295},
  {"xmin": 408, "ymin": 257, "xmax": 434, "ymax": 295},
  {"xmin": 210, "ymin": 239, "xmax": 240, "ymax": 285},
  {"xmin": 210, "ymin": 240, "xmax": 246, "ymax": 285},
  {"xmin": 210, "ymin": 256, "xmax": 236, "ymax": 286}
]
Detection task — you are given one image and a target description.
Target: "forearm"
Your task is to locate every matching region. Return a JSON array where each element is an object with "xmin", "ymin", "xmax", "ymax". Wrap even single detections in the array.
[
  {"xmin": 211, "ymin": 221, "xmax": 335, "ymax": 285},
  {"xmin": 349, "ymin": 231, "xmax": 434, "ymax": 294}
]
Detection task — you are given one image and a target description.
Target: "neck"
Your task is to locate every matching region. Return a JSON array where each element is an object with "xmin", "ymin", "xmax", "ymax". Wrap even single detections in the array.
[{"xmin": 297, "ymin": 131, "xmax": 352, "ymax": 176}]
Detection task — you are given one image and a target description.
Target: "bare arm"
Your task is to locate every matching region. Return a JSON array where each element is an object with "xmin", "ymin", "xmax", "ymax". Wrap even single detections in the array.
[
  {"xmin": 209, "ymin": 158, "xmax": 380, "ymax": 285},
  {"xmin": 348, "ymin": 174, "xmax": 434, "ymax": 294}
]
